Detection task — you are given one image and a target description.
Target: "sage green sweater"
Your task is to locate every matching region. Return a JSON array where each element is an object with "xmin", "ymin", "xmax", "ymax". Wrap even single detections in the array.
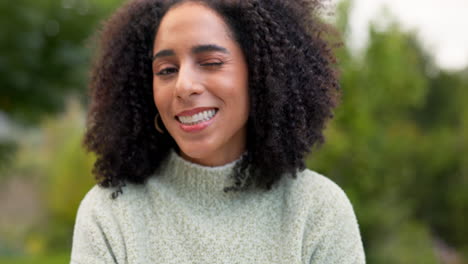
[{"xmin": 71, "ymin": 150, "xmax": 365, "ymax": 263}]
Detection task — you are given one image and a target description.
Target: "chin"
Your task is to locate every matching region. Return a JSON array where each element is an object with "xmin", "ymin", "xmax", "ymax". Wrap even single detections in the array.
[{"xmin": 177, "ymin": 142, "xmax": 215, "ymax": 163}]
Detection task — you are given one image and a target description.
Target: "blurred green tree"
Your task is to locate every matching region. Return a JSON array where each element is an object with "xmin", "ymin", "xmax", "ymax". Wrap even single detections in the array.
[
  {"xmin": 0, "ymin": 0, "xmax": 123, "ymax": 178},
  {"xmin": 0, "ymin": 0, "xmax": 121, "ymax": 123},
  {"xmin": 0, "ymin": 100, "xmax": 95, "ymax": 256},
  {"xmin": 308, "ymin": 0, "xmax": 468, "ymax": 262},
  {"xmin": 39, "ymin": 100, "xmax": 96, "ymax": 252},
  {"xmin": 0, "ymin": 0, "xmax": 120, "ymax": 258}
]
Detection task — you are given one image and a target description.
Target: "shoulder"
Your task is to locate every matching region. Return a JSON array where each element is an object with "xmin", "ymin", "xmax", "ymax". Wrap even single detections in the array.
[
  {"xmin": 75, "ymin": 185, "xmax": 114, "ymax": 222},
  {"xmin": 283, "ymin": 169, "xmax": 353, "ymax": 209},
  {"xmin": 277, "ymin": 168, "xmax": 359, "ymax": 226},
  {"xmin": 72, "ymin": 185, "xmax": 140, "ymax": 263},
  {"xmin": 76, "ymin": 182, "xmax": 148, "ymax": 220},
  {"xmin": 282, "ymin": 170, "xmax": 365, "ymax": 262}
]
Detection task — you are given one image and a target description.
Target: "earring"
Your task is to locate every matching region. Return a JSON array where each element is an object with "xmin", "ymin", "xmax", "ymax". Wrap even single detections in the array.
[{"xmin": 154, "ymin": 113, "xmax": 164, "ymax": 134}]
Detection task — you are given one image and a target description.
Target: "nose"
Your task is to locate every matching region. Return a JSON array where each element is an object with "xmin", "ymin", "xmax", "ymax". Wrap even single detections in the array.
[{"xmin": 175, "ymin": 64, "xmax": 203, "ymax": 100}]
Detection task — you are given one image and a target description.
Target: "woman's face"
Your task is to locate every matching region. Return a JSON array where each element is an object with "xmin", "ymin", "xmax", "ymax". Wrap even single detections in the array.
[{"xmin": 152, "ymin": 2, "xmax": 249, "ymax": 166}]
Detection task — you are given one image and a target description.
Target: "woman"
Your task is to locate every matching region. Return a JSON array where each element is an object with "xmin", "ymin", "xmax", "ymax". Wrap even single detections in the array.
[{"xmin": 71, "ymin": 0, "xmax": 365, "ymax": 263}]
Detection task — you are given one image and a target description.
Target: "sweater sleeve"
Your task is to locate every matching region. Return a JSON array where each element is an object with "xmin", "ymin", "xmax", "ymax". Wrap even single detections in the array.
[
  {"xmin": 70, "ymin": 186, "xmax": 124, "ymax": 264},
  {"xmin": 303, "ymin": 174, "xmax": 366, "ymax": 264}
]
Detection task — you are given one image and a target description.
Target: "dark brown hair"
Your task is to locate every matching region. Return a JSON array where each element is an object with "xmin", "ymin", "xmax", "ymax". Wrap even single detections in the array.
[{"xmin": 84, "ymin": 0, "xmax": 340, "ymax": 197}]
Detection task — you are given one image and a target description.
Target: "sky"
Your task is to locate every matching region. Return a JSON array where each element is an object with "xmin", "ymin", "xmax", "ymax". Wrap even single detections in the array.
[{"xmin": 338, "ymin": 0, "xmax": 468, "ymax": 70}]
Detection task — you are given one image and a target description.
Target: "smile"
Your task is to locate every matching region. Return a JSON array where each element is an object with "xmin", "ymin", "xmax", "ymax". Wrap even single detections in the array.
[
  {"xmin": 174, "ymin": 107, "xmax": 219, "ymax": 133},
  {"xmin": 176, "ymin": 109, "xmax": 218, "ymax": 125}
]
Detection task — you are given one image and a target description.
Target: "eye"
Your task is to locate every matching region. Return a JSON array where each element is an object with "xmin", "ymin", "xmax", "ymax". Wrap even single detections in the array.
[
  {"xmin": 200, "ymin": 60, "xmax": 224, "ymax": 67},
  {"xmin": 155, "ymin": 67, "xmax": 178, "ymax": 76}
]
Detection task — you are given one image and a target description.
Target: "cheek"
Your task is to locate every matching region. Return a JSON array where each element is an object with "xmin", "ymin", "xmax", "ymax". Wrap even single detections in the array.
[
  {"xmin": 153, "ymin": 84, "xmax": 167, "ymax": 113},
  {"xmin": 215, "ymin": 72, "xmax": 249, "ymax": 102},
  {"xmin": 152, "ymin": 87, "xmax": 160, "ymax": 109},
  {"xmin": 229, "ymin": 83, "xmax": 249, "ymax": 111}
]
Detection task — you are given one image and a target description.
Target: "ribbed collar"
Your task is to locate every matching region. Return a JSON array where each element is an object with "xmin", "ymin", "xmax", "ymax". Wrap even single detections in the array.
[{"xmin": 152, "ymin": 149, "xmax": 246, "ymax": 204}]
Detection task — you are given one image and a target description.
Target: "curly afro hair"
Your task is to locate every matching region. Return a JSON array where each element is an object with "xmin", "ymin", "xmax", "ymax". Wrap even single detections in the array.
[{"xmin": 84, "ymin": 0, "xmax": 340, "ymax": 197}]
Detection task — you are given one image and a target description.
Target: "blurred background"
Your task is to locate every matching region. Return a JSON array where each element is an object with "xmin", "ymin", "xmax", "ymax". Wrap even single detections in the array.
[{"xmin": 0, "ymin": 0, "xmax": 467, "ymax": 263}]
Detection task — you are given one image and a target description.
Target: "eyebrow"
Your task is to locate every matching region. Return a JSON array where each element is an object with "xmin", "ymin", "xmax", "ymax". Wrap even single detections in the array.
[
  {"xmin": 192, "ymin": 44, "xmax": 229, "ymax": 54},
  {"xmin": 152, "ymin": 44, "xmax": 229, "ymax": 61},
  {"xmin": 152, "ymin": 49, "xmax": 175, "ymax": 61}
]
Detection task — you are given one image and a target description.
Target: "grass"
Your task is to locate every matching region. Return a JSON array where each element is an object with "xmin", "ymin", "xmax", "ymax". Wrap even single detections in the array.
[{"xmin": 0, "ymin": 253, "xmax": 69, "ymax": 264}]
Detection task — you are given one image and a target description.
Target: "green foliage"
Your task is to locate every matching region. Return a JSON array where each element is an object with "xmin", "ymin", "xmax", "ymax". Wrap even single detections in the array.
[
  {"xmin": 0, "ymin": 253, "xmax": 69, "ymax": 264},
  {"xmin": 38, "ymin": 101, "xmax": 96, "ymax": 252},
  {"xmin": 0, "ymin": 0, "xmax": 122, "ymax": 258},
  {"xmin": 0, "ymin": 140, "xmax": 16, "ymax": 176},
  {"xmin": 0, "ymin": 101, "xmax": 95, "ymax": 255},
  {"xmin": 368, "ymin": 221, "xmax": 438, "ymax": 264},
  {"xmin": 308, "ymin": 1, "xmax": 468, "ymax": 262},
  {"xmin": 0, "ymin": 0, "xmax": 122, "ymax": 124}
]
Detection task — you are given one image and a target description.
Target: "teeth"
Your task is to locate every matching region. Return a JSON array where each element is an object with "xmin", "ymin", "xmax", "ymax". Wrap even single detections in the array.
[{"xmin": 178, "ymin": 109, "xmax": 217, "ymax": 125}]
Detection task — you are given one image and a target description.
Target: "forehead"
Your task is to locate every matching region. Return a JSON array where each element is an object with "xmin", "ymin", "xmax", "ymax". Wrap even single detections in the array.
[{"xmin": 154, "ymin": 2, "xmax": 232, "ymax": 49}]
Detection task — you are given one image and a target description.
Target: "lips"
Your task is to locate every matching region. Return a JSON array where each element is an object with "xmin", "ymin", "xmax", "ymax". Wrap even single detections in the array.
[
  {"xmin": 177, "ymin": 109, "xmax": 217, "ymax": 125},
  {"xmin": 175, "ymin": 107, "xmax": 219, "ymax": 132},
  {"xmin": 175, "ymin": 107, "xmax": 218, "ymax": 117}
]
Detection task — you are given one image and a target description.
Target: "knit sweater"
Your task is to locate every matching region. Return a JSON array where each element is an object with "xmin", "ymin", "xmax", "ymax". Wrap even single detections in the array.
[{"xmin": 71, "ymin": 150, "xmax": 365, "ymax": 264}]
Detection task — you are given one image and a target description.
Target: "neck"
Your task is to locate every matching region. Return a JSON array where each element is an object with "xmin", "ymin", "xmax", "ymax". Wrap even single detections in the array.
[
  {"xmin": 152, "ymin": 149, "xmax": 246, "ymax": 204},
  {"xmin": 179, "ymin": 148, "xmax": 245, "ymax": 167}
]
